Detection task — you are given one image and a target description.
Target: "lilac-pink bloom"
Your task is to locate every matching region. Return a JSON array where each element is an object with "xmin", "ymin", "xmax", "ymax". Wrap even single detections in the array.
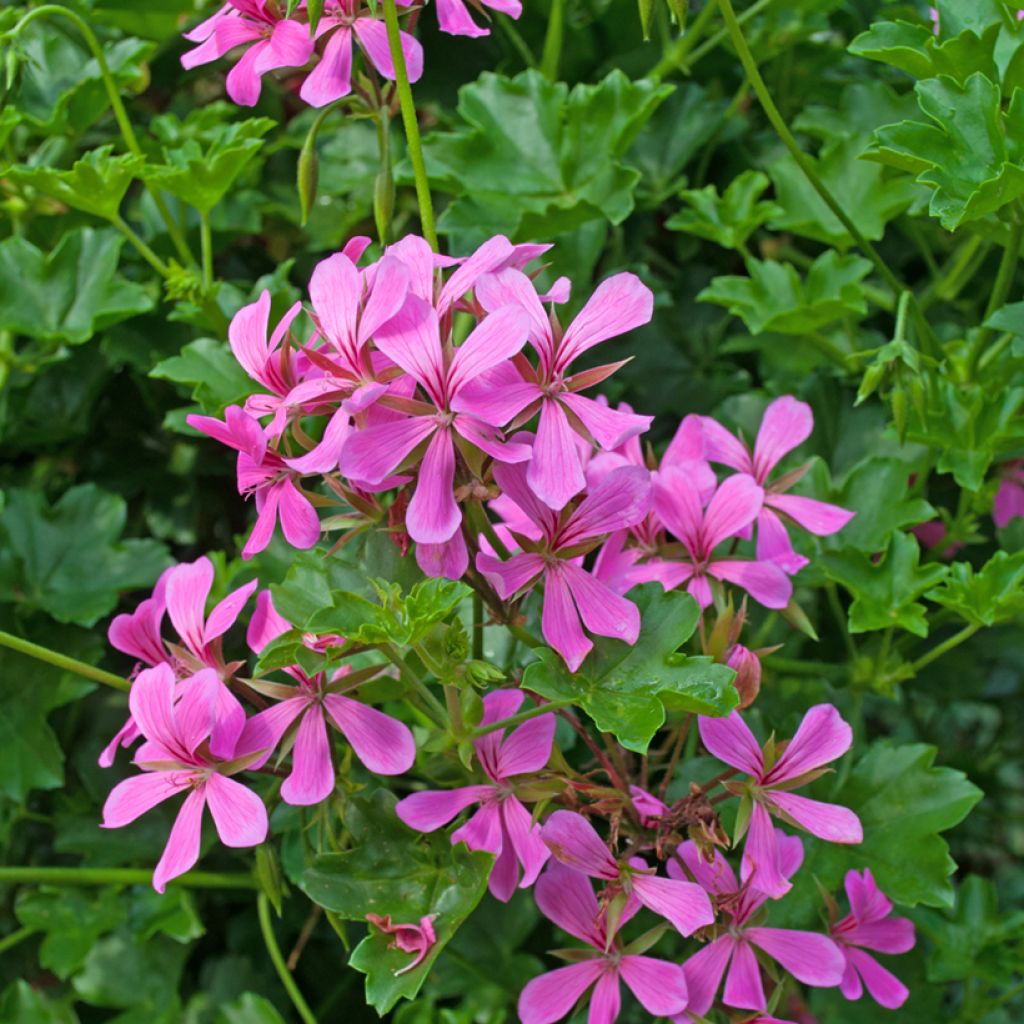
[
  {"xmin": 518, "ymin": 861, "xmax": 689, "ymax": 1024},
  {"xmin": 395, "ymin": 689, "xmax": 554, "ymax": 901},
  {"xmin": 476, "ymin": 460, "xmax": 651, "ymax": 671},
  {"xmin": 831, "ymin": 869, "xmax": 915, "ymax": 1009},
  {"xmin": 993, "ymin": 459, "xmax": 1024, "ymax": 528},
  {"xmin": 629, "ymin": 785, "xmax": 669, "ymax": 828},
  {"xmin": 464, "ymin": 268, "xmax": 654, "ymax": 509},
  {"xmin": 101, "ymin": 664, "xmax": 267, "ymax": 892},
  {"xmin": 651, "ymin": 469, "xmax": 793, "ymax": 610},
  {"xmin": 237, "ymin": 592, "xmax": 415, "ymax": 804},
  {"xmin": 669, "ymin": 834, "xmax": 844, "ymax": 1016},
  {"xmin": 540, "ymin": 811, "xmax": 714, "ymax": 937},
  {"xmin": 366, "ymin": 913, "xmax": 437, "ymax": 975},
  {"xmin": 435, "ymin": 0, "xmax": 522, "ymax": 38},
  {"xmin": 698, "ymin": 704, "xmax": 863, "ymax": 898}
]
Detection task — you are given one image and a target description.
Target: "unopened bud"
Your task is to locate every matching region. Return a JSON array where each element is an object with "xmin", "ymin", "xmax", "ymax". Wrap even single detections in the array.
[
  {"xmin": 297, "ymin": 131, "xmax": 319, "ymax": 227},
  {"xmin": 727, "ymin": 644, "xmax": 761, "ymax": 709}
]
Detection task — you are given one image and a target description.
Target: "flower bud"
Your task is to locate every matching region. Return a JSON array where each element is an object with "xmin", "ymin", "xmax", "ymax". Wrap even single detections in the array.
[{"xmin": 727, "ymin": 644, "xmax": 761, "ymax": 709}]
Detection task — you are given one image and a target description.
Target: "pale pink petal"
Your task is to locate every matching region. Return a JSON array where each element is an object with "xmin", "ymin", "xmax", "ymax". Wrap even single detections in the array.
[
  {"xmin": 492, "ymin": 457, "xmax": 558, "ymax": 535},
  {"xmin": 652, "ymin": 468, "xmax": 706, "ymax": 552},
  {"xmin": 501, "ymin": 795, "xmax": 550, "ymax": 888},
  {"xmin": 518, "ymin": 961, "xmax": 604, "ymax": 1024},
  {"xmin": 341, "ymin": 416, "xmax": 437, "ymax": 485},
  {"xmin": 699, "ymin": 416, "xmax": 752, "ymax": 473},
  {"xmin": 766, "ymin": 791, "xmax": 863, "ymax": 844},
  {"xmin": 395, "ymin": 785, "xmax": 494, "ymax": 832},
  {"xmin": 225, "ymin": 39, "xmax": 268, "ymax": 106},
  {"xmin": 482, "ymin": 688, "xmax": 525, "ymax": 724},
  {"xmin": 630, "ymin": 871, "xmax": 714, "ymax": 936},
  {"xmin": 541, "ymin": 565, "xmax": 592, "ymax": 673},
  {"xmin": 844, "ymin": 948, "xmax": 909, "ymax": 1008},
  {"xmin": 840, "ymin": 954, "xmax": 863, "ymax": 1001},
  {"xmin": 561, "ymin": 563, "xmax": 641, "ymax": 645},
  {"xmin": 108, "ymin": 602, "xmax": 167, "ymax": 667},
  {"xmin": 276, "ymin": 479, "xmax": 321, "ymax": 549},
  {"xmin": 453, "ymin": 415, "xmax": 532, "ymax": 463},
  {"xmin": 560, "ymin": 465, "xmax": 652, "ymax": 546},
  {"xmin": 529, "ymin": 400, "xmax": 587, "ymax": 511},
  {"xmin": 746, "ymin": 927, "xmax": 845, "ymax": 987},
  {"xmin": 285, "ymin": 408, "xmax": 352, "ymax": 474},
  {"xmin": 556, "ymin": 273, "xmax": 654, "ymax": 373},
  {"xmin": 386, "ymin": 234, "xmax": 436, "ymax": 302},
  {"xmin": 205, "ymin": 578, "xmax": 258, "ymax": 642},
  {"xmin": 416, "ymin": 531, "xmax": 469, "ymax": 580},
  {"xmin": 475, "ymin": 551, "xmax": 545, "ymax": 599},
  {"xmin": 451, "ymin": 799, "xmax": 503, "ymax": 854},
  {"xmin": 166, "ymin": 558, "xmax": 214, "ymax": 657},
  {"xmin": 407, "ymin": 428, "xmax": 460, "ymax": 544},
  {"xmin": 236, "ymin": 696, "xmax": 308, "ymax": 769},
  {"xmin": 438, "ymin": 235, "xmax": 516, "ymax": 314},
  {"xmin": 299, "ymin": 26, "xmax": 353, "ymax": 107},
  {"xmin": 436, "ymin": 0, "xmax": 489, "ymax": 36},
  {"xmin": 153, "ymin": 787, "xmax": 206, "ymax": 893},
  {"xmin": 768, "ymin": 704, "xmax": 853, "ymax": 783},
  {"xmin": 475, "ymin": 268, "xmax": 551, "ymax": 358},
  {"xmin": 535, "ymin": 861, "xmax": 605, "ymax": 948},
  {"xmin": 451, "ymin": 363, "xmax": 541, "ymax": 426},
  {"xmin": 766, "ymin": 492, "xmax": 854, "ymax": 536},
  {"xmin": 98, "ymin": 717, "xmax": 141, "ymax": 768},
  {"xmin": 323, "ymin": 693, "xmax": 416, "ymax": 775},
  {"xmin": 496, "ymin": 715, "xmax": 556, "ymax": 777},
  {"xmin": 541, "ymin": 810, "xmax": 618, "ymax": 880},
  {"xmin": 703, "ymin": 474, "xmax": 765, "ymax": 550},
  {"xmin": 228, "ymin": 291, "xmax": 272, "ymax": 385},
  {"xmin": 353, "ymin": 19, "xmax": 423, "ymax": 83},
  {"xmin": 205, "ymin": 772, "xmax": 269, "ymax": 847},
  {"xmin": 587, "ymin": 971, "xmax": 621, "ymax": 1024},
  {"xmin": 619, "ymin": 955, "xmax": 689, "ymax": 1017},
  {"xmin": 489, "ymin": 831, "xmax": 520, "ymax": 901},
  {"xmin": 128, "ymin": 664, "xmax": 181, "ymax": 753},
  {"xmin": 722, "ymin": 938, "xmax": 766, "ymax": 1010},
  {"xmin": 698, "ymin": 711, "xmax": 764, "ymax": 776},
  {"xmin": 181, "ymin": 17, "xmax": 263, "ymax": 70},
  {"xmin": 102, "ymin": 770, "xmax": 192, "ymax": 828},
  {"xmin": 309, "ymin": 252, "xmax": 360, "ymax": 359},
  {"xmin": 279, "ymin": 704, "xmax": 334, "ymax": 805},
  {"xmin": 708, "ymin": 558, "xmax": 793, "ymax": 609},
  {"xmin": 744, "ymin": 800, "xmax": 790, "ymax": 898},
  {"xmin": 669, "ymin": 841, "xmax": 739, "ymax": 897},
  {"xmin": 753, "ymin": 396, "xmax": 813, "ymax": 481},
  {"xmin": 447, "ymin": 306, "xmax": 529, "ymax": 398},
  {"xmin": 682, "ymin": 936, "xmax": 734, "ymax": 1017},
  {"xmin": 756, "ymin": 508, "xmax": 808, "ymax": 574},
  {"xmin": 560, "ymin": 392, "xmax": 653, "ymax": 453}
]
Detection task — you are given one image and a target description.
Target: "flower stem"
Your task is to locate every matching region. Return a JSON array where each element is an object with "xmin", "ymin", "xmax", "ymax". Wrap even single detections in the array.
[
  {"xmin": 470, "ymin": 698, "xmax": 572, "ymax": 737},
  {"xmin": 0, "ymin": 866, "xmax": 256, "ymax": 888},
  {"xmin": 0, "ymin": 630, "xmax": 130, "ymax": 692},
  {"xmin": 910, "ymin": 623, "xmax": 980, "ymax": 674},
  {"xmin": 540, "ymin": 0, "xmax": 565, "ymax": 81},
  {"xmin": 200, "ymin": 211, "xmax": 214, "ymax": 292},
  {"xmin": 0, "ymin": 926, "xmax": 35, "ymax": 955},
  {"xmin": 112, "ymin": 214, "xmax": 170, "ymax": 278},
  {"xmin": 472, "ymin": 592, "xmax": 484, "ymax": 660},
  {"xmin": 385, "ymin": 644, "xmax": 448, "ymax": 726},
  {"xmin": 258, "ymin": 892, "xmax": 319, "ymax": 1024},
  {"xmin": 381, "ymin": 0, "xmax": 437, "ymax": 250},
  {"xmin": 968, "ymin": 217, "xmax": 1022, "ymax": 376},
  {"xmin": 650, "ymin": 0, "xmax": 718, "ymax": 80}
]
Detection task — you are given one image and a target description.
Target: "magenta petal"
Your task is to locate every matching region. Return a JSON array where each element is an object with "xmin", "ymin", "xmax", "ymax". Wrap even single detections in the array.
[
  {"xmin": 699, "ymin": 416, "xmax": 752, "ymax": 473},
  {"xmin": 275, "ymin": 479, "xmax": 321, "ymax": 549},
  {"xmin": 285, "ymin": 407, "xmax": 352, "ymax": 474},
  {"xmin": 174, "ymin": 669, "xmax": 219, "ymax": 754},
  {"xmin": 703, "ymin": 474, "xmax": 765, "ymax": 549},
  {"xmin": 205, "ymin": 578, "xmax": 258, "ymax": 642},
  {"xmin": 722, "ymin": 938, "xmax": 766, "ymax": 1010},
  {"xmin": 753, "ymin": 396, "xmax": 813, "ymax": 480},
  {"xmin": 476, "ymin": 268, "xmax": 551, "ymax": 355},
  {"xmin": 437, "ymin": 235, "xmax": 515, "ymax": 315},
  {"xmin": 541, "ymin": 565, "xmax": 592, "ymax": 673},
  {"xmin": 309, "ymin": 252, "xmax": 360, "ymax": 358},
  {"xmin": 561, "ymin": 563, "xmax": 641, "ymax": 645},
  {"xmin": 436, "ymin": 0, "xmax": 489, "ymax": 36},
  {"xmin": 630, "ymin": 872, "xmax": 714, "ymax": 936},
  {"xmin": 540, "ymin": 810, "xmax": 618, "ymax": 880},
  {"xmin": 299, "ymin": 25, "xmax": 353, "ymax": 106},
  {"xmin": 205, "ymin": 772, "xmax": 268, "ymax": 847},
  {"xmin": 535, "ymin": 861, "xmax": 605, "ymax": 948},
  {"xmin": 560, "ymin": 392, "xmax": 652, "ymax": 452},
  {"xmin": 588, "ymin": 971, "xmax": 621, "ymax": 1024},
  {"xmin": 354, "ymin": 18, "xmax": 423, "ymax": 83},
  {"xmin": 225, "ymin": 39, "xmax": 267, "ymax": 106},
  {"xmin": 844, "ymin": 948, "xmax": 909, "ymax": 1009},
  {"xmin": 682, "ymin": 936, "xmax": 734, "ymax": 1017},
  {"xmin": 447, "ymin": 305, "xmax": 529, "ymax": 398},
  {"xmin": 844, "ymin": 867, "xmax": 892, "ymax": 924},
  {"xmin": 476, "ymin": 551, "xmax": 545, "ymax": 599},
  {"xmin": 501, "ymin": 795, "xmax": 550, "ymax": 888},
  {"xmin": 529, "ymin": 399, "xmax": 587, "ymax": 511},
  {"xmin": 560, "ymin": 465, "xmax": 652, "ymax": 546},
  {"xmin": 341, "ymin": 416, "xmax": 437, "ymax": 485},
  {"xmin": 454, "ymin": 415, "xmax": 532, "ymax": 464},
  {"xmin": 129, "ymin": 664, "xmax": 181, "ymax": 754},
  {"xmin": 768, "ymin": 704, "xmax": 853, "ymax": 782},
  {"xmin": 496, "ymin": 714, "xmax": 556, "ymax": 777},
  {"xmin": 323, "ymin": 693, "xmax": 416, "ymax": 776},
  {"xmin": 253, "ymin": 18, "xmax": 315, "ymax": 74},
  {"xmin": 395, "ymin": 785, "xmax": 494, "ymax": 832},
  {"xmin": 708, "ymin": 558, "xmax": 793, "ymax": 609},
  {"xmin": 492, "ymin": 458, "xmax": 559, "ymax": 534},
  {"xmin": 840, "ymin": 954, "xmax": 864, "ymax": 1001},
  {"xmin": 766, "ymin": 492, "xmax": 854, "ymax": 536},
  {"xmin": 489, "ymin": 832, "xmax": 520, "ymax": 902},
  {"xmin": 451, "ymin": 799, "xmax": 503, "ymax": 854},
  {"xmin": 406, "ymin": 429, "xmax": 460, "ymax": 544},
  {"xmin": 517, "ymin": 961, "xmax": 604, "ymax": 1024},
  {"xmin": 166, "ymin": 557, "xmax": 214, "ymax": 657},
  {"xmin": 744, "ymin": 800, "xmax": 791, "ymax": 898},
  {"xmin": 756, "ymin": 507, "xmax": 808, "ymax": 574},
  {"xmin": 766, "ymin": 791, "xmax": 863, "ymax": 844},
  {"xmin": 279, "ymin": 705, "xmax": 334, "ymax": 806},
  {"xmin": 153, "ymin": 786, "xmax": 206, "ymax": 893},
  {"xmin": 416, "ymin": 531, "xmax": 470, "ymax": 580},
  {"xmin": 698, "ymin": 711, "xmax": 765, "ymax": 776},
  {"xmin": 619, "ymin": 955, "xmax": 688, "ymax": 1017},
  {"xmin": 451, "ymin": 364, "xmax": 542, "ymax": 426},
  {"xmin": 670, "ymin": 840, "xmax": 739, "ymax": 897},
  {"xmin": 236, "ymin": 696, "xmax": 307, "ymax": 770},
  {"xmin": 102, "ymin": 770, "xmax": 192, "ymax": 828},
  {"xmin": 747, "ymin": 927, "xmax": 845, "ymax": 987}
]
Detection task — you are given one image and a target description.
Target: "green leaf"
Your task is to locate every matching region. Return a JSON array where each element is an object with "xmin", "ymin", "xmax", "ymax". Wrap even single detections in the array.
[
  {"xmin": 150, "ymin": 337, "xmax": 254, "ymax": 417},
  {"xmin": 0, "ymin": 484, "xmax": 171, "ymax": 626},
  {"xmin": 820, "ymin": 532, "xmax": 949, "ymax": 637},
  {"xmin": 142, "ymin": 118, "xmax": 275, "ymax": 214},
  {"xmin": 301, "ymin": 790, "xmax": 493, "ymax": 1014},
  {"xmin": 935, "ymin": 0, "xmax": 1008, "ymax": 36},
  {"xmin": 667, "ymin": 170, "xmax": 783, "ymax": 250},
  {"xmin": 420, "ymin": 70, "xmax": 672, "ymax": 243},
  {"xmin": 5, "ymin": 146, "xmax": 143, "ymax": 221},
  {"xmin": 521, "ymin": 586, "xmax": 738, "ymax": 753},
  {"xmin": 849, "ymin": 20, "xmax": 936, "ymax": 79},
  {"xmin": 72, "ymin": 931, "xmax": 189, "ymax": 1013},
  {"xmin": 0, "ymin": 981, "xmax": 79, "ymax": 1024},
  {"xmin": 835, "ymin": 457, "xmax": 936, "ymax": 552},
  {"xmin": 215, "ymin": 994, "xmax": 287, "ymax": 1024},
  {"xmin": 926, "ymin": 550, "xmax": 1024, "ymax": 626},
  {"xmin": 802, "ymin": 742, "xmax": 982, "ymax": 908},
  {"xmin": 699, "ymin": 251, "xmax": 872, "ymax": 335},
  {"xmin": 0, "ymin": 228, "xmax": 153, "ymax": 344}
]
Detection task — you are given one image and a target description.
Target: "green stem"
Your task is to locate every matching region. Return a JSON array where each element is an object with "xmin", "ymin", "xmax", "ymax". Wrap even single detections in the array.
[
  {"xmin": 825, "ymin": 583, "xmax": 858, "ymax": 662},
  {"xmin": 893, "ymin": 288, "xmax": 911, "ymax": 345},
  {"xmin": 0, "ymin": 926, "xmax": 35, "ymax": 955},
  {"xmin": 200, "ymin": 212, "xmax": 214, "ymax": 292},
  {"xmin": 540, "ymin": 0, "xmax": 565, "ymax": 80},
  {"xmin": 0, "ymin": 630, "xmax": 129, "ymax": 692},
  {"xmin": 257, "ymin": 893, "xmax": 319, "ymax": 1024},
  {"xmin": 472, "ymin": 592, "xmax": 484, "ymax": 661},
  {"xmin": 498, "ymin": 15, "xmax": 537, "ymax": 68},
  {"xmin": 385, "ymin": 644, "xmax": 447, "ymax": 726},
  {"xmin": 112, "ymin": 214, "xmax": 170, "ymax": 278},
  {"xmin": 381, "ymin": 0, "xmax": 437, "ymax": 250},
  {"xmin": 0, "ymin": 866, "xmax": 256, "ymax": 888},
  {"xmin": 508, "ymin": 623, "xmax": 542, "ymax": 649},
  {"xmin": 968, "ymin": 218, "xmax": 1022, "ymax": 376},
  {"xmin": 650, "ymin": 0, "xmax": 718, "ymax": 80},
  {"xmin": 685, "ymin": 0, "xmax": 774, "ymax": 72},
  {"xmin": 471, "ymin": 699, "xmax": 573, "ymax": 737},
  {"xmin": 910, "ymin": 623, "xmax": 980, "ymax": 674}
]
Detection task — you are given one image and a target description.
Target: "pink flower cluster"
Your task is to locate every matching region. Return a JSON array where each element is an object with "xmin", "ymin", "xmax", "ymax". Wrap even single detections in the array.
[
  {"xmin": 190, "ymin": 233, "xmax": 852, "ymax": 672},
  {"xmin": 181, "ymin": 0, "xmax": 520, "ymax": 107}
]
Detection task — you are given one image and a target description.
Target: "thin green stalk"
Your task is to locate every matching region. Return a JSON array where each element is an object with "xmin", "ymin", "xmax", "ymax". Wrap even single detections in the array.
[
  {"xmin": 200, "ymin": 212, "xmax": 214, "ymax": 292},
  {"xmin": 112, "ymin": 214, "xmax": 170, "ymax": 278},
  {"xmin": 0, "ymin": 926, "xmax": 35, "ymax": 955},
  {"xmin": 498, "ymin": 15, "xmax": 537, "ymax": 68},
  {"xmin": 919, "ymin": 233, "xmax": 987, "ymax": 310},
  {"xmin": 471, "ymin": 699, "xmax": 573, "ymax": 737},
  {"xmin": 540, "ymin": 0, "xmax": 565, "ymax": 81},
  {"xmin": 257, "ymin": 893, "xmax": 319, "ymax": 1024},
  {"xmin": 0, "ymin": 866, "xmax": 256, "ymax": 888},
  {"xmin": 384, "ymin": 644, "xmax": 448, "ymax": 726},
  {"xmin": 968, "ymin": 218, "xmax": 1023, "ymax": 376},
  {"xmin": 685, "ymin": 0, "xmax": 774, "ymax": 72},
  {"xmin": 472, "ymin": 592, "xmax": 484, "ymax": 661},
  {"xmin": 0, "ymin": 630, "xmax": 130, "ymax": 692},
  {"xmin": 910, "ymin": 623, "xmax": 980, "ymax": 674},
  {"xmin": 508, "ymin": 622, "xmax": 542, "ymax": 649},
  {"xmin": 381, "ymin": 0, "xmax": 437, "ymax": 249},
  {"xmin": 650, "ymin": 0, "xmax": 718, "ymax": 80},
  {"xmin": 825, "ymin": 583, "xmax": 858, "ymax": 662}
]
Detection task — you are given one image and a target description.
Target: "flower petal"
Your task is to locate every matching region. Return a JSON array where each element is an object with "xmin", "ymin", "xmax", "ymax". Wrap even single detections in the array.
[
  {"xmin": 476, "ymin": 551, "xmax": 545, "ymax": 600},
  {"xmin": 766, "ymin": 791, "xmax": 863, "ymax": 844},
  {"xmin": 395, "ymin": 785, "xmax": 494, "ymax": 832},
  {"xmin": 746, "ymin": 927, "xmax": 845, "ymax": 987},
  {"xmin": 587, "ymin": 971, "xmax": 621, "ymax": 1024},
  {"xmin": 708, "ymin": 558, "xmax": 793, "ymax": 609},
  {"xmin": 153, "ymin": 787, "xmax": 206, "ymax": 893},
  {"xmin": 560, "ymin": 465, "xmax": 651, "ymax": 546},
  {"xmin": 496, "ymin": 714, "xmax": 556, "ymax": 777},
  {"xmin": 619, "ymin": 955, "xmax": 689, "ymax": 1017},
  {"xmin": 299, "ymin": 25, "xmax": 353, "ymax": 106},
  {"xmin": 128, "ymin": 664, "xmax": 181, "ymax": 753},
  {"xmin": 517, "ymin": 961, "xmax": 604, "ymax": 1024},
  {"xmin": 529, "ymin": 399, "xmax": 587, "ymax": 511},
  {"xmin": 630, "ymin": 871, "xmax": 715, "ymax": 936},
  {"xmin": 722, "ymin": 938, "xmax": 766, "ymax": 1010},
  {"xmin": 559, "ymin": 392, "xmax": 652, "ymax": 452},
  {"xmin": 447, "ymin": 305, "xmax": 529, "ymax": 398},
  {"xmin": 166, "ymin": 558, "xmax": 214, "ymax": 658},
  {"xmin": 205, "ymin": 772, "xmax": 268, "ymax": 847},
  {"xmin": 407, "ymin": 429, "xmax": 460, "ymax": 544},
  {"xmin": 540, "ymin": 810, "xmax": 619, "ymax": 880},
  {"xmin": 279, "ymin": 704, "xmax": 334, "ymax": 805},
  {"xmin": 535, "ymin": 861, "xmax": 605, "ymax": 948},
  {"xmin": 698, "ymin": 711, "xmax": 764, "ymax": 777},
  {"xmin": 768, "ymin": 703, "xmax": 853, "ymax": 783},
  {"xmin": 844, "ymin": 948, "xmax": 909, "ymax": 1009},
  {"xmin": 703, "ymin": 474, "xmax": 765, "ymax": 550},
  {"xmin": 102, "ymin": 770, "xmax": 192, "ymax": 828},
  {"xmin": 541, "ymin": 565, "xmax": 592, "ymax": 673},
  {"xmin": 561, "ymin": 563, "xmax": 641, "ymax": 646},
  {"xmin": 501, "ymin": 795, "xmax": 550, "ymax": 888},
  {"xmin": 766, "ymin": 492, "xmax": 854, "ymax": 536},
  {"xmin": 341, "ymin": 415, "xmax": 437, "ymax": 485},
  {"xmin": 682, "ymin": 936, "xmax": 734, "ymax": 1017},
  {"xmin": 451, "ymin": 799, "xmax": 503, "ymax": 854},
  {"xmin": 323, "ymin": 693, "xmax": 416, "ymax": 775},
  {"xmin": 353, "ymin": 19, "xmax": 423, "ymax": 83},
  {"xmin": 753, "ymin": 396, "xmax": 813, "ymax": 481},
  {"xmin": 743, "ymin": 800, "xmax": 791, "ymax": 898}
]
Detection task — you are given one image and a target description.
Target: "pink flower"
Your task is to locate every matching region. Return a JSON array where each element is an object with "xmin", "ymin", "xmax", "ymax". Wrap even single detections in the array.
[
  {"xmin": 669, "ymin": 834, "xmax": 844, "ymax": 1017},
  {"xmin": 993, "ymin": 460, "xmax": 1024, "ymax": 528},
  {"xmin": 395, "ymin": 689, "xmax": 554, "ymax": 901},
  {"xmin": 700, "ymin": 397, "xmax": 853, "ymax": 574},
  {"xmin": 476, "ymin": 460, "xmax": 652, "ymax": 671},
  {"xmin": 101, "ymin": 664, "xmax": 267, "ymax": 892},
  {"xmin": 463, "ymin": 269, "xmax": 654, "ymax": 509},
  {"xmin": 539, "ymin": 810, "xmax": 714, "ymax": 937},
  {"xmin": 630, "ymin": 785, "xmax": 669, "ymax": 828},
  {"xmin": 727, "ymin": 643, "xmax": 761, "ymax": 708},
  {"xmin": 237, "ymin": 592, "xmax": 416, "ymax": 804},
  {"xmin": 651, "ymin": 470, "xmax": 793, "ymax": 610},
  {"xmin": 699, "ymin": 704, "xmax": 863, "ymax": 898},
  {"xmin": 366, "ymin": 913, "xmax": 437, "ymax": 975},
  {"xmin": 435, "ymin": 0, "xmax": 522, "ymax": 38},
  {"xmin": 518, "ymin": 862, "xmax": 690, "ymax": 1024},
  {"xmin": 831, "ymin": 869, "xmax": 915, "ymax": 1009}
]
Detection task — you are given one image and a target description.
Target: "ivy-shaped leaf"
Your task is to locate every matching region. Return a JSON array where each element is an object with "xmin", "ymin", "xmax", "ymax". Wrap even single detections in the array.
[
  {"xmin": 150, "ymin": 337, "xmax": 254, "ymax": 419},
  {"xmin": 926, "ymin": 550, "xmax": 1024, "ymax": 626},
  {"xmin": 667, "ymin": 170, "xmax": 782, "ymax": 250}
]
